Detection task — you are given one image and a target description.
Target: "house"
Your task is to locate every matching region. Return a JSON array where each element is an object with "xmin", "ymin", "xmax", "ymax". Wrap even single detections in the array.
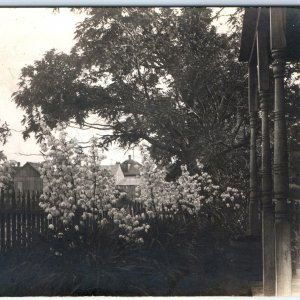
[
  {"xmin": 13, "ymin": 162, "xmax": 42, "ymax": 192},
  {"xmin": 117, "ymin": 176, "xmax": 141, "ymax": 201},
  {"xmin": 117, "ymin": 155, "xmax": 142, "ymax": 200}
]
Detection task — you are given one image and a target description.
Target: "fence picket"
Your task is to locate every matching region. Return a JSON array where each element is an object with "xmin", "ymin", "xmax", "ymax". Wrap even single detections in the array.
[
  {"xmin": 17, "ymin": 213, "xmax": 22, "ymax": 246},
  {"xmin": 41, "ymin": 207, "xmax": 45, "ymax": 236},
  {"xmin": 11, "ymin": 190, "xmax": 16, "ymax": 248},
  {"xmin": 27, "ymin": 191, "xmax": 32, "ymax": 244},
  {"xmin": 16, "ymin": 191, "xmax": 21, "ymax": 246},
  {"xmin": 21, "ymin": 191, "xmax": 26, "ymax": 246},
  {"xmin": 34, "ymin": 192, "xmax": 39, "ymax": 236},
  {"xmin": 0, "ymin": 189, "xmax": 4, "ymax": 208},
  {"xmin": 6, "ymin": 212, "xmax": 11, "ymax": 250}
]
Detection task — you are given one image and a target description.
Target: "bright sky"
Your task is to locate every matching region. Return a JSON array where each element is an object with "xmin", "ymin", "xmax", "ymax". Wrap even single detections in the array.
[
  {"xmin": 0, "ymin": 8, "xmax": 141, "ymax": 165},
  {"xmin": 0, "ymin": 7, "xmax": 234, "ymax": 166}
]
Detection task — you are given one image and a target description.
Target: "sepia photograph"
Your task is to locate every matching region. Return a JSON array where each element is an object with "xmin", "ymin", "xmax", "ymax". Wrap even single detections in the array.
[{"xmin": 0, "ymin": 5, "xmax": 299, "ymax": 297}]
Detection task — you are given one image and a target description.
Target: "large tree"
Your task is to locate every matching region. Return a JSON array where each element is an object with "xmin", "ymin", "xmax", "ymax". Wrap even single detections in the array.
[{"xmin": 13, "ymin": 8, "xmax": 249, "ymax": 179}]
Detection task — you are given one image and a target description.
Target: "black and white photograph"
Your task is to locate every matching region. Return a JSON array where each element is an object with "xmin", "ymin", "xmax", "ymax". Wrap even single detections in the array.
[{"xmin": 0, "ymin": 5, "xmax": 299, "ymax": 296}]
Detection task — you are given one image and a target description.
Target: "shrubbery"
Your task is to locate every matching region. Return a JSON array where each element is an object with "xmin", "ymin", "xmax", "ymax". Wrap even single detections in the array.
[
  {"xmin": 0, "ymin": 157, "xmax": 17, "ymax": 191},
  {"xmin": 36, "ymin": 122, "xmax": 247, "ymax": 252},
  {"xmin": 0, "ymin": 121, "xmax": 249, "ymax": 295}
]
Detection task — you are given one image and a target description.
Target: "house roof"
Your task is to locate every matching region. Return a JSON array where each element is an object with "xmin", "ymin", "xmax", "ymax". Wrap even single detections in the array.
[
  {"xmin": 14, "ymin": 161, "xmax": 42, "ymax": 177},
  {"xmin": 99, "ymin": 165, "xmax": 120, "ymax": 176},
  {"xmin": 240, "ymin": 8, "xmax": 300, "ymax": 62},
  {"xmin": 120, "ymin": 155, "xmax": 142, "ymax": 176},
  {"xmin": 26, "ymin": 162, "xmax": 41, "ymax": 174},
  {"xmin": 239, "ymin": 7, "xmax": 259, "ymax": 62}
]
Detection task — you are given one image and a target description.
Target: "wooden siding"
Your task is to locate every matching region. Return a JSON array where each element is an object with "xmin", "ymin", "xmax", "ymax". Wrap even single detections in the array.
[
  {"xmin": 14, "ymin": 177, "xmax": 43, "ymax": 192},
  {"xmin": 13, "ymin": 164, "xmax": 43, "ymax": 192}
]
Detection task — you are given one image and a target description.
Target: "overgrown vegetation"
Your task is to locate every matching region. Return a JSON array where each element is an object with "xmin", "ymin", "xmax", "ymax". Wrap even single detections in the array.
[
  {"xmin": 0, "ymin": 121, "xmax": 251, "ymax": 295},
  {"xmin": 37, "ymin": 122, "xmax": 247, "ymax": 243},
  {"xmin": 0, "ymin": 218, "xmax": 252, "ymax": 296}
]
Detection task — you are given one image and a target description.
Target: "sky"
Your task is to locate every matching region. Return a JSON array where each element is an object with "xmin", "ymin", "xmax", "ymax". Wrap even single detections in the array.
[
  {"xmin": 0, "ymin": 7, "xmax": 234, "ymax": 166},
  {"xmin": 0, "ymin": 8, "xmax": 141, "ymax": 165}
]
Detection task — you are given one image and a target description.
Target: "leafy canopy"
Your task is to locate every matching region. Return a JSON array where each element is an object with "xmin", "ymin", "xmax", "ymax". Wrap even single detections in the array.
[{"xmin": 14, "ymin": 8, "xmax": 249, "ymax": 174}]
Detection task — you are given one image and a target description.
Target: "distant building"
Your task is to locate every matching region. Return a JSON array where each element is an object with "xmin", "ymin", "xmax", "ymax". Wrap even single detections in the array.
[
  {"xmin": 13, "ymin": 157, "xmax": 143, "ymax": 201},
  {"xmin": 14, "ymin": 162, "xmax": 42, "ymax": 192},
  {"xmin": 118, "ymin": 155, "xmax": 142, "ymax": 200}
]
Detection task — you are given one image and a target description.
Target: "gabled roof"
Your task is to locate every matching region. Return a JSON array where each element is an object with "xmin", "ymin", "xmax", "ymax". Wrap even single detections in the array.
[
  {"xmin": 14, "ymin": 161, "xmax": 42, "ymax": 177},
  {"xmin": 99, "ymin": 165, "xmax": 120, "ymax": 176},
  {"xmin": 120, "ymin": 155, "xmax": 142, "ymax": 176},
  {"xmin": 26, "ymin": 162, "xmax": 41, "ymax": 174}
]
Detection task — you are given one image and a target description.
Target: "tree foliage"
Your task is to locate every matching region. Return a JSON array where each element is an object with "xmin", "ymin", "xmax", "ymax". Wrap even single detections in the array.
[
  {"xmin": 0, "ymin": 119, "xmax": 11, "ymax": 161},
  {"xmin": 13, "ymin": 8, "xmax": 249, "ymax": 173},
  {"xmin": 12, "ymin": 7, "xmax": 299, "ymax": 184},
  {"xmin": 0, "ymin": 120, "xmax": 10, "ymax": 146}
]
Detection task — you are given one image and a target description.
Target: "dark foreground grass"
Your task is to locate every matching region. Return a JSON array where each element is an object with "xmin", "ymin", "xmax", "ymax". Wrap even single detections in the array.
[{"xmin": 0, "ymin": 224, "xmax": 254, "ymax": 296}]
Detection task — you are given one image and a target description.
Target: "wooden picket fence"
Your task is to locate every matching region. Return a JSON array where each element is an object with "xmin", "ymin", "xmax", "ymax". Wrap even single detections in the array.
[
  {"xmin": 0, "ymin": 189, "xmax": 50, "ymax": 253},
  {"xmin": 0, "ymin": 189, "xmax": 149, "ymax": 253}
]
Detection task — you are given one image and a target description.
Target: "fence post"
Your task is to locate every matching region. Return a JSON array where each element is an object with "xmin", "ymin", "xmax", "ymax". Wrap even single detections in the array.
[
  {"xmin": 16, "ymin": 190, "xmax": 22, "ymax": 246},
  {"xmin": 27, "ymin": 190, "xmax": 32, "ymax": 244},
  {"xmin": 11, "ymin": 190, "xmax": 16, "ymax": 248},
  {"xmin": 6, "ymin": 191, "xmax": 11, "ymax": 251}
]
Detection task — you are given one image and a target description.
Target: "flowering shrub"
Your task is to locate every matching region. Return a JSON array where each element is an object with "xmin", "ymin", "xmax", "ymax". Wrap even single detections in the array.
[
  {"xmin": 136, "ymin": 148, "xmax": 247, "ymax": 236},
  {"xmin": 38, "ymin": 122, "xmax": 148, "ymax": 244},
  {"xmin": 0, "ymin": 156, "xmax": 17, "ymax": 191},
  {"xmin": 38, "ymin": 122, "xmax": 246, "ymax": 248}
]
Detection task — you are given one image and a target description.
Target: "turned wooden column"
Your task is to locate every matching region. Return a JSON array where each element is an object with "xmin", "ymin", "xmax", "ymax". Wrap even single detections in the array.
[
  {"xmin": 272, "ymin": 48, "xmax": 291, "ymax": 296},
  {"xmin": 248, "ymin": 60, "xmax": 260, "ymax": 236},
  {"xmin": 259, "ymin": 90, "xmax": 276, "ymax": 295},
  {"xmin": 270, "ymin": 8, "xmax": 292, "ymax": 296},
  {"xmin": 257, "ymin": 12, "xmax": 276, "ymax": 295}
]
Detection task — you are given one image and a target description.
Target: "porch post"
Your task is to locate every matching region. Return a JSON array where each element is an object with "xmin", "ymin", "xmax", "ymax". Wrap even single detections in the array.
[
  {"xmin": 248, "ymin": 58, "xmax": 260, "ymax": 236},
  {"xmin": 257, "ymin": 10, "xmax": 275, "ymax": 296},
  {"xmin": 270, "ymin": 8, "xmax": 292, "ymax": 296}
]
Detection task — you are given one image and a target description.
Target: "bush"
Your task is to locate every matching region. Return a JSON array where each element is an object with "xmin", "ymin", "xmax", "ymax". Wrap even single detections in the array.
[{"xmin": 36, "ymin": 122, "xmax": 247, "ymax": 257}]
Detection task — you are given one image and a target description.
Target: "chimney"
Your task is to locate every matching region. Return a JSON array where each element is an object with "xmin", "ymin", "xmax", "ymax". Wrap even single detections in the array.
[
  {"xmin": 17, "ymin": 162, "xmax": 20, "ymax": 167},
  {"xmin": 129, "ymin": 155, "xmax": 131, "ymax": 160}
]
